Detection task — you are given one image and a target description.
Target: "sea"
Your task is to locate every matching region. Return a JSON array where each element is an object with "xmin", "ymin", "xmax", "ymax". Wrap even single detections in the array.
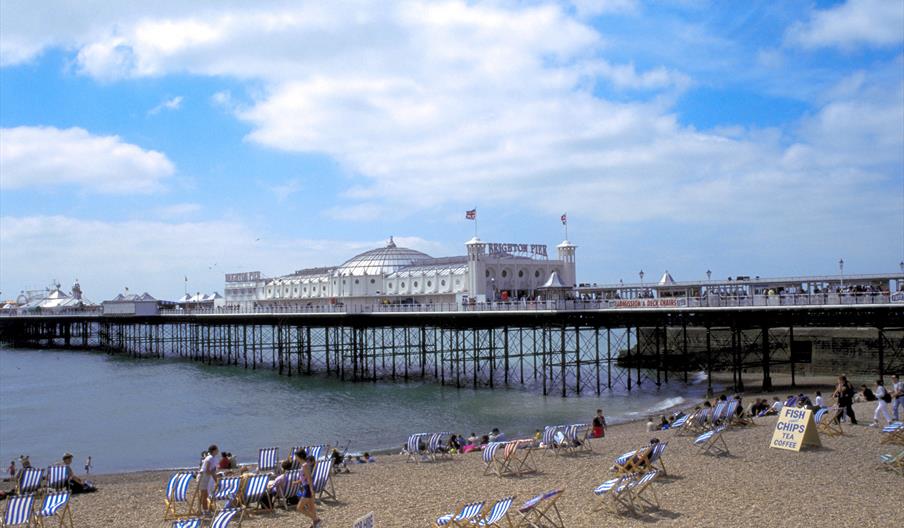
[{"xmin": 0, "ymin": 346, "xmax": 713, "ymax": 474}]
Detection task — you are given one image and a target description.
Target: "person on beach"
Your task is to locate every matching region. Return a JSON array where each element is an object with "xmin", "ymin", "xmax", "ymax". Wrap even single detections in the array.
[
  {"xmin": 766, "ymin": 397, "xmax": 782, "ymax": 415},
  {"xmin": 592, "ymin": 409, "xmax": 607, "ymax": 438},
  {"xmin": 646, "ymin": 416, "xmax": 656, "ymax": 432},
  {"xmin": 199, "ymin": 444, "xmax": 219, "ymax": 514},
  {"xmin": 871, "ymin": 379, "xmax": 893, "ymax": 427},
  {"xmin": 292, "ymin": 455, "xmax": 321, "ymax": 528},
  {"xmin": 84, "ymin": 456, "xmax": 92, "ymax": 475},
  {"xmin": 62, "ymin": 453, "xmax": 95, "ymax": 493},
  {"xmin": 833, "ymin": 376, "xmax": 857, "ymax": 425},
  {"xmin": 892, "ymin": 374, "xmax": 904, "ymax": 421},
  {"xmin": 814, "ymin": 391, "xmax": 825, "ymax": 408},
  {"xmin": 6, "ymin": 460, "xmax": 14, "ymax": 482},
  {"xmin": 489, "ymin": 428, "xmax": 506, "ymax": 442},
  {"xmin": 264, "ymin": 460, "xmax": 294, "ymax": 508},
  {"xmin": 859, "ymin": 385, "xmax": 876, "ymax": 402},
  {"xmin": 218, "ymin": 452, "xmax": 231, "ymax": 470},
  {"xmin": 19, "ymin": 455, "xmax": 31, "ymax": 469}
]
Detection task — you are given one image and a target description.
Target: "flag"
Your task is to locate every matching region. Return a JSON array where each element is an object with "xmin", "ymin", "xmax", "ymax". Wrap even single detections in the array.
[
  {"xmin": 560, "ymin": 213, "xmax": 567, "ymax": 225},
  {"xmin": 465, "ymin": 208, "xmax": 477, "ymax": 220}
]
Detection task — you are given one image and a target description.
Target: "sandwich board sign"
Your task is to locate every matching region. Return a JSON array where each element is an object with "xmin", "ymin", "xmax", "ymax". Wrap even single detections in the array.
[
  {"xmin": 769, "ymin": 407, "xmax": 821, "ymax": 451},
  {"xmin": 353, "ymin": 512, "xmax": 374, "ymax": 528}
]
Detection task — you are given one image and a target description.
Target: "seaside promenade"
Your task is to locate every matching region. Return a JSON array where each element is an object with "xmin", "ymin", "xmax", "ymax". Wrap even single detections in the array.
[{"xmin": 10, "ymin": 399, "xmax": 899, "ymax": 527}]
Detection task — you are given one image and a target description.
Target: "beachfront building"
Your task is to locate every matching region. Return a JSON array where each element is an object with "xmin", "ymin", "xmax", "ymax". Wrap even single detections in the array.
[{"xmin": 224, "ymin": 236, "xmax": 577, "ymax": 310}]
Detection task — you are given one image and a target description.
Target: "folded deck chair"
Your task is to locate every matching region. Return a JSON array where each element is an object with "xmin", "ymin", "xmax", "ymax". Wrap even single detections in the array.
[
  {"xmin": 210, "ymin": 508, "xmax": 241, "ymax": 528},
  {"xmin": 45, "ymin": 465, "xmax": 71, "ymax": 493},
  {"xmin": 626, "ymin": 469, "xmax": 660, "ymax": 513},
  {"xmin": 2, "ymin": 494, "xmax": 34, "ymax": 527},
  {"xmin": 16, "ymin": 467, "xmax": 45, "ymax": 495},
  {"xmin": 274, "ymin": 469, "xmax": 302, "ymax": 510},
  {"xmin": 517, "ymin": 489, "xmax": 565, "ymax": 528},
  {"xmin": 593, "ymin": 475, "xmax": 635, "ymax": 515},
  {"xmin": 163, "ymin": 472, "xmax": 197, "ymax": 520},
  {"xmin": 694, "ymin": 425, "xmax": 729, "ymax": 456},
  {"xmin": 481, "ymin": 442, "xmax": 505, "ymax": 476},
  {"xmin": 36, "ymin": 491, "xmax": 74, "ymax": 528},
  {"xmin": 239, "ymin": 474, "xmax": 271, "ymax": 513},
  {"xmin": 878, "ymin": 450, "xmax": 904, "ymax": 475},
  {"xmin": 879, "ymin": 422, "xmax": 904, "ymax": 445},
  {"xmin": 311, "ymin": 458, "xmax": 336, "ymax": 502},
  {"xmin": 435, "ymin": 501, "xmax": 484, "ymax": 527},
  {"xmin": 815, "ymin": 408, "xmax": 843, "ymax": 437},
  {"xmin": 257, "ymin": 447, "xmax": 279, "ymax": 474},
  {"xmin": 212, "ymin": 476, "xmax": 242, "ymax": 510},
  {"xmin": 475, "ymin": 496, "xmax": 515, "ymax": 527},
  {"xmin": 171, "ymin": 519, "xmax": 202, "ymax": 528}
]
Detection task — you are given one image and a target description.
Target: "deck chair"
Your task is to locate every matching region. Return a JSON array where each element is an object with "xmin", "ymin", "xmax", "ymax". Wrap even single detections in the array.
[
  {"xmin": 646, "ymin": 442, "xmax": 668, "ymax": 475},
  {"xmin": 501, "ymin": 440, "xmax": 535, "ymax": 477},
  {"xmin": 610, "ymin": 449, "xmax": 645, "ymax": 476},
  {"xmin": 878, "ymin": 450, "xmax": 904, "ymax": 475},
  {"xmin": 305, "ymin": 445, "xmax": 329, "ymax": 461},
  {"xmin": 210, "ymin": 508, "xmax": 241, "ymax": 528},
  {"xmin": 274, "ymin": 469, "xmax": 302, "ymax": 510},
  {"xmin": 669, "ymin": 413, "xmax": 690, "ymax": 430},
  {"xmin": 540, "ymin": 426, "xmax": 563, "ymax": 455},
  {"xmin": 879, "ymin": 422, "xmax": 904, "ymax": 445},
  {"xmin": 211, "ymin": 476, "xmax": 242, "ymax": 510},
  {"xmin": 406, "ymin": 434, "xmax": 428, "ymax": 463},
  {"xmin": 475, "ymin": 496, "xmax": 515, "ymax": 527},
  {"xmin": 35, "ymin": 491, "xmax": 73, "ymax": 528},
  {"xmin": 517, "ymin": 489, "xmax": 565, "ymax": 528},
  {"xmin": 428, "ymin": 432, "xmax": 453, "ymax": 460},
  {"xmin": 710, "ymin": 402, "xmax": 727, "ymax": 425},
  {"xmin": 171, "ymin": 519, "xmax": 202, "ymax": 528},
  {"xmin": 289, "ymin": 446, "xmax": 304, "ymax": 469},
  {"xmin": 694, "ymin": 425, "xmax": 729, "ymax": 456},
  {"xmin": 238, "ymin": 474, "xmax": 271, "ymax": 513},
  {"xmin": 593, "ymin": 475, "xmax": 635, "ymax": 515},
  {"xmin": 257, "ymin": 447, "xmax": 279, "ymax": 473},
  {"xmin": 163, "ymin": 472, "xmax": 197, "ymax": 520},
  {"xmin": 16, "ymin": 467, "xmax": 45, "ymax": 495},
  {"xmin": 815, "ymin": 408, "xmax": 843, "ymax": 437},
  {"xmin": 568, "ymin": 423, "xmax": 592, "ymax": 452},
  {"xmin": 627, "ymin": 469, "xmax": 660, "ymax": 513},
  {"xmin": 435, "ymin": 501, "xmax": 484, "ymax": 527},
  {"xmin": 2, "ymin": 494, "xmax": 34, "ymax": 527},
  {"xmin": 45, "ymin": 465, "xmax": 70, "ymax": 493},
  {"xmin": 311, "ymin": 458, "xmax": 336, "ymax": 502},
  {"xmin": 482, "ymin": 442, "xmax": 505, "ymax": 476}
]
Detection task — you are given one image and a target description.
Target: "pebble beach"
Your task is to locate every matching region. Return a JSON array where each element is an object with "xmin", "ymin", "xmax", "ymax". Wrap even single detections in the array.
[{"xmin": 6, "ymin": 400, "xmax": 900, "ymax": 527}]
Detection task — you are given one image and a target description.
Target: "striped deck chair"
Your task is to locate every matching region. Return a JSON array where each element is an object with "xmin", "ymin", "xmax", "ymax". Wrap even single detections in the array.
[
  {"xmin": 311, "ymin": 458, "xmax": 336, "ymax": 502},
  {"xmin": 879, "ymin": 422, "xmax": 904, "ymax": 445},
  {"xmin": 610, "ymin": 449, "xmax": 642, "ymax": 476},
  {"xmin": 694, "ymin": 425, "xmax": 729, "ymax": 456},
  {"xmin": 289, "ymin": 446, "xmax": 304, "ymax": 469},
  {"xmin": 568, "ymin": 423, "xmax": 592, "ymax": 452},
  {"xmin": 710, "ymin": 402, "xmax": 727, "ymax": 425},
  {"xmin": 212, "ymin": 476, "xmax": 242, "ymax": 510},
  {"xmin": 406, "ymin": 434, "xmax": 428, "ymax": 463},
  {"xmin": 210, "ymin": 508, "xmax": 241, "ymax": 528},
  {"xmin": 878, "ymin": 450, "xmax": 904, "ymax": 475},
  {"xmin": 239, "ymin": 474, "xmax": 271, "ymax": 512},
  {"xmin": 475, "ymin": 496, "xmax": 515, "ymax": 527},
  {"xmin": 274, "ymin": 469, "xmax": 302, "ymax": 510},
  {"xmin": 435, "ymin": 501, "xmax": 484, "ymax": 527},
  {"xmin": 171, "ymin": 519, "xmax": 202, "ymax": 528},
  {"xmin": 517, "ymin": 489, "xmax": 565, "ymax": 528},
  {"xmin": 481, "ymin": 442, "xmax": 505, "ymax": 476},
  {"xmin": 36, "ymin": 491, "xmax": 73, "ymax": 528},
  {"xmin": 647, "ymin": 442, "xmax": 668, "ymax": 475},
  {"xmin": 16, "ymin": 467, "xmax": 45, "ymax": 495},
  {"xmin": 2, "ymin": 494, "xmax": 34, "ymax": 527},
  {"xmin": 257, "ymin": 447, "xmax": 279, "ymax": 473},
  {"xmin": 627, "ymin": 469, "xmax": 660, "ymax": 513},
  {"xmin": 428, "ymin": 432, "xmax": 453, "ymax": 460},
  {"xmin": 540, "ymin": 426, "xmax": 563, "ymax": 455},
  {"xmin": 722, "ymin": 401, "xmax": 740, "ymax": 426},
  {"xmin": 669, "ymin": 413, "xmax": 690, "ymax": 430},
  {"xmin": 306, "ymin": 445, "xmax": 329, "ymax": 461},
  {"xmin": 163, "ymin": 472, "xmax": 197, "ymax": 520},
  {"xmin": 501, "ymin": 440, "xmax": 535, "ymax": 477},
  {"xmin": 815, "ymin": 408, "xmax": 842, "ymax": 437},
  {"xmin": 45, "ymin": 465, "xmax": 71, "ymax": 492},
  {"xmin": 593, "ymin": 475, "xmax": 635, "ymax": 515}
]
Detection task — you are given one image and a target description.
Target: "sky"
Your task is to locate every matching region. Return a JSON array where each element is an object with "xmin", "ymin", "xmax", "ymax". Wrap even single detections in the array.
[{"xmin": 1, "ymin": 0, "xmax": 902, "ymax": 301}]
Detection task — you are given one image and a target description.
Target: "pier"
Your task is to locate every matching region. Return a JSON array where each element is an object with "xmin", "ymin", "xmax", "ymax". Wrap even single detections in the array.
[{"xmin": 2, "ymin": 303, "xmax": 902, "ymax": 397}]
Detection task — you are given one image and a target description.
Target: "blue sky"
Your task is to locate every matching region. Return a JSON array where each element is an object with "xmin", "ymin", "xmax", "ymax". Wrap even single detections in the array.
[{"xmin": 1, "ymin": 0, "xmax": 902, "ymax": 301}]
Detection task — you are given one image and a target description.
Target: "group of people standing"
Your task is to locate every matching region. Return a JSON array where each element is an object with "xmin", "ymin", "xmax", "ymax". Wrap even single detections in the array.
[{"xmin": 833, "ymin": 374, "xmax": 903, "ymax": 426}]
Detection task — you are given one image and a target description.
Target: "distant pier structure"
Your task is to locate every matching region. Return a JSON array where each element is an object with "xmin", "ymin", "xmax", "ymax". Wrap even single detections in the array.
[{"xmin": 1, "ymin": 303, "xmax": 902, "ymax": 396}]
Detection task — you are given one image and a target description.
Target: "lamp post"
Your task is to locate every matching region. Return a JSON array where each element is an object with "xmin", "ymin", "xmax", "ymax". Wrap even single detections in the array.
[
  {"xmin": 639, "ymin": 270, "xmax": 644, "ymax": 298},
  {"xmin": 900, "ymin": 260, "xmax": 903, "ymax": 273},
  {"xmin": 839, "ymin": 258, "xmax": 844, "ymax": 290},
  {"xmin": 706, "ymin": 269, "xmax": 712, "ymax": 281}
]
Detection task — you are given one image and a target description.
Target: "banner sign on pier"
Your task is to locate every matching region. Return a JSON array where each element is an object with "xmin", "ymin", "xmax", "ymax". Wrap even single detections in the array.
[
  {"xmin": 613, "ymin": 298, "xmax": 688, "ymax": 309},
  {"xmin": 485, "ymin": 242, "xmax": 548, "ymax": 258},
  {"xmin": 769, "ymin": 407, "xmax": 821, "ymax": 452}
]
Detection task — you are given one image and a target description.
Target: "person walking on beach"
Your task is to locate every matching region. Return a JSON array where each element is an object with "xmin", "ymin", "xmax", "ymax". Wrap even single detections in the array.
[
  {"xmin": 871, "ymin": 379, "xmax": 893, "ymax": 427},
  {"xmin": 84, "ymin": 456, "xmax": 92, "ymax": 476},
  {"xmin": 199, "ymin": 444, "xmax": 219, "ymax": 515},
  {"xmin": 293, "ymin": 455, "xmax": 321, "ymax": 528},
  {"xmin": 6, "ymin": 460, "xmax": 14, "ymax": 482},
  {"xmin": 892, "ymin": 374, "xmax": 904, "ymax": 421},
  {"xmin": 833, "ymin": 375, "xmax": 857, "ymax": 425},
  {"xmin": 592, "ymin": 409, "xmax": 607, "ymax": 438}
]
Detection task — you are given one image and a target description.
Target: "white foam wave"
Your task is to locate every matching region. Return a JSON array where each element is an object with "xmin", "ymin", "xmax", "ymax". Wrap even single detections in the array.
[{"xmin": 646, "ymin": 396, "xmax": 686, "ymax": 413}]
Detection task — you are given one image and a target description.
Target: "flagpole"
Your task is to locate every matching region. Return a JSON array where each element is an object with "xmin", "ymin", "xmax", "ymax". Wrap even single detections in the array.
[{"xmin": 564, "ymin": 212, "xmax": 568, "ymax": 240}]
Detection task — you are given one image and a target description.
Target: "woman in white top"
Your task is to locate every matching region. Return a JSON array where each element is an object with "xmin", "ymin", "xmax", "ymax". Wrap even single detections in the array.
[
  {"xmin": 814, "ymin": 392, "xmax": 824, "ymax": 408},
  {"xmin": 872, "ymin": 380, "xmax": 892, "ymax": 426},
  {"xmin": 199, "ymin": 445, "xmax": 219, "ymax": 514}
]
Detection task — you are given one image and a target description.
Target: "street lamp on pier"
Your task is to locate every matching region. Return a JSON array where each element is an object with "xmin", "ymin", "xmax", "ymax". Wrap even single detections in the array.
[
  {"xmin": 706, "ymin": 269, "xmax": 712, "ymax": 281},
  {"xmin": 838, "ymin": 258, "xmax": 844, "ymax": 290}
]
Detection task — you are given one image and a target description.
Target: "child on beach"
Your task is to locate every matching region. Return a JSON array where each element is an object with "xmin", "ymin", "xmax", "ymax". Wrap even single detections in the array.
[{"xmin": 592, "ymin": 409, "xmax": 606, "ymax": 438}]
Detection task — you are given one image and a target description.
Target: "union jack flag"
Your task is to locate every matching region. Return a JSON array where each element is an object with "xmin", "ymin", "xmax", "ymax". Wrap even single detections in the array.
[
  {"xmin": 465, "ymin": 209, "xmax": 477, "ymax": 220},
  {"xmin": 560, "ymin": 213, "xmax": 567, "ymax": 225}
]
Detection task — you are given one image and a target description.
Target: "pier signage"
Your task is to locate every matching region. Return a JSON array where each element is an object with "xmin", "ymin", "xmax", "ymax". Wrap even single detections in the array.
[
  {"xmin": 353, "ymin": 512, "xmax": 374, "ymax": 528},
  {"xmin": 613, "ymin": 298, "xmax": 688, "ymax": 308},
  {"xmin": 486, "ymin": 242, "xmax": 548, "ymax": 258},
  {"xmin": 225, "ymin": 271, "xmax": 261, "ymax": 283},
  {"xmin": 769, "ymin": 407, "xmax": 821, "ymax": 452}
]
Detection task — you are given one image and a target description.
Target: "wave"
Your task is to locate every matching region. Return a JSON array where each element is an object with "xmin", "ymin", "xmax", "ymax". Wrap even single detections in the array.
[
  {"xmin": 689, "ymin": 371, "xmax": 708, "ymax": 385},
  {"xmin": 646, "ymin": 396, "xmax": 686, "ymax": 413}
]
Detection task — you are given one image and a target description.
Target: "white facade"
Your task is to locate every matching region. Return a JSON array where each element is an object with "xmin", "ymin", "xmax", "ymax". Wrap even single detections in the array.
[{"xmin": 224, "ymin": 237, "xmax": 577, "ymax": 310}]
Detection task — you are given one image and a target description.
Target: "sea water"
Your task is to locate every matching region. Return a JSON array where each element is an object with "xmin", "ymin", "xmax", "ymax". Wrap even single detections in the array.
[{"xmin": 0, "ymin": 346, "xmax": 712, "ymax": 474}]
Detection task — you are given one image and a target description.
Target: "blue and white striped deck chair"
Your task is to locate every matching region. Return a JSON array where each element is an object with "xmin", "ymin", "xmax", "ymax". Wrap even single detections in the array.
[
  {"xmin": 435, "ymin": 500, "xmax": 484, "ymax": 527},
  {"xmin": 593, "ymin": 475, "xmax": 634, "ymax": 514},
  {"xmin": 568, "ymin": 423, "xmax": 592, "ymax": 452},
  {"xmin": 475, "ymin": 496, "xmax": 515, "ymax": 527},
  {"xmin": 406, "ymin": 434, "xmax": 427, "ymax": 463},
  {"xmin": 306, "ymin": 445, "xmax": 329, "ymax": 461},
  {"xmin": 171, "ymin": 519, "xmax": 202, "ymax": 528},
  {"xmin": 880, "ymin": 422, "xmax": 904, "ymax": 445},
  {"xmin": 694, "ymin": 425, "xmax": 729, "ymax": 456},
  {"xmin": 16, "ymin": 467, "xmax": 45, "ymax": 495},
  {"xmin": 2, "ymin": 494, "xmax": 34, "ymax": 527},
  {"xmin": 669, "ymin": 413, "xmax": 690, "ymax": 430},
  {"xmin": 541, "ymin": 426, "xmax": 562, "ymax": 455},
  {"xmin": 45, "ymin": 464, "xmax": 70, "ymax": 492},
  {"xmin": 627, "ymin": 469, "xmax": 660, "ymax": 513},
  {"xmin": 517, "ymin": 489, "xmax": 565, "ymax": 528},
  {"xmin": 311, "ymin": 458, "xmax": 336, "ymax": 502},
  {"xmin": 37, "ymin": 491, "xmax": 74, "ymax": 528},
  {"xmin": 257, "ymin": 447, "xmax": 279, "ymax": 474},
  {"xmin": 274, "ymin": 469, "xmax": 302, "ymax": 510},
  {"xmin": 212, "ymin": 476, "xmax": 242, "ymax": 510},
  {"xmin": 428, "ymin": 432, "xmax": 452, "ymax": 460},
  {"xmin": 815, "ymin": 407, "xmax": 842, "ymax": 437},
  {"xmin": 163, "ymin": 472, "xmax": 197, "ymax": 520},
  {"xmin": 239, "ymin": 474, "xmax": 271, "ymax": 512},
  {"xmin": 210, "ymin": 508, "xmax": 241, "ymax": 528},
  {"xmin": 647, "ymin": 441, "xmax": 668, "ymax": 475},
  {"xmin": 289, "ymin": 446, "xmax": 304, "ymax": 469},
  {"xmin": 723, "ymin": 400, "xmax": 739, "ymax": 425},
  {"xmin": 481, "ymin": 442, "xmax": 505, "ymax": 476},
  {"xmin": 711, "ymin": 401, "xmax": 727, "ymax": 425},
  {"xmin": 610, "ymin": 449, "xmax": 639, "ymax": 476}
]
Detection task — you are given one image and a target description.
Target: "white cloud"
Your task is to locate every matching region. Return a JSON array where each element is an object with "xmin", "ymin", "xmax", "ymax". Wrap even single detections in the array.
[
  {"xmin": 154, "ymin": 202, "xmax": 202, "ymax": 217},
  {"xmin": 568, "ymin": 0, "xmax": 638, "ymax": 17},
  {"xmin": 265, "ymin": 178, "xmax": 303, "ymax": 202},
  {"xmin": 787, "ymin": 0, "xmax": 904, "ymax": 50},
  {"xmin": 0, "ymin": 215, "xmax": 446, "ymax": 300},
  {"xmin": 148, "ymin": 95, "xmax": 184, "ymax": 115},
  {"xmin": 0, "ymin": 126, "xmax": 174, "ymax": 193}
]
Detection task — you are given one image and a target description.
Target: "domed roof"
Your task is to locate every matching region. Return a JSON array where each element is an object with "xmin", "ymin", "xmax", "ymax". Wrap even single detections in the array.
[{"xmin": 335, "ymin": 237, "xmax": 432, "ymax": 276}]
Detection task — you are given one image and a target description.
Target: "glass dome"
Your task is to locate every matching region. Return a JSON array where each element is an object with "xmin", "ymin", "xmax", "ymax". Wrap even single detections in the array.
[{"xmin": 335, "ymin": 237, "xmax": 432, "ymax": 276}]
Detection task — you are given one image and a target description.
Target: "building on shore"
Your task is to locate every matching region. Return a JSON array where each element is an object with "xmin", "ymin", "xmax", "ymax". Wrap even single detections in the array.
[{"xmin": 224, "ymin": 236, "xmax": 577, "ymax": 310}]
